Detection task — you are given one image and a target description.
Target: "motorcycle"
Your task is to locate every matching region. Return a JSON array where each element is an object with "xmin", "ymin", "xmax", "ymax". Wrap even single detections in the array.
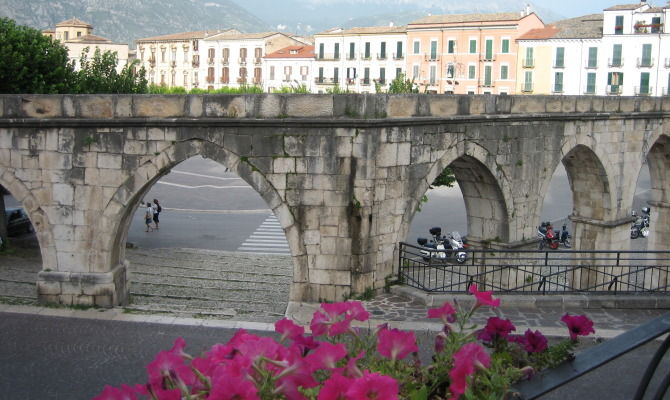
[
  {"xmin": 417, "ymin": 227, "xmax": 469, "ymax": 264},
  {"xmin": 537, "ymin": 221, "xmax": 571, "ymax": 250},
  {"xmin": 630, "ymin": 207, "xmax": 650, "ymax": 239}
]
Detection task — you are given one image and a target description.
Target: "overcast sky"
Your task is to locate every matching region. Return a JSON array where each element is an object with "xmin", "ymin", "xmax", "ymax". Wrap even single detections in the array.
[{"xmin": 538, "ymin": 0, "xmax": 626, "ymax": 17}]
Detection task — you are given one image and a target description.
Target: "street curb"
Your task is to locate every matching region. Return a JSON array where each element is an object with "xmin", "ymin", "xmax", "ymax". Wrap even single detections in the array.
[{"xmin": 391, "ymin": 285, "xmax": 670, "ymax": 310}]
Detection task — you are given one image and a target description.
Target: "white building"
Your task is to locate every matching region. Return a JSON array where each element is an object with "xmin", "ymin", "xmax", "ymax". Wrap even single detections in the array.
[
  {"xmin": 43, "ymin": 18, "xmax": 129, "ymax": 72},
  {"xmin": 263, "ymin": 45, "xmax": 315, "ymax": 92},
  {"xmin": 516, "ymin": 1, "xmax": 670, "ymax": 96},
  {"xmin": 313, "ymin": 26, "xmax": 407, "ymax": 93},
  {"xmin": 136, "ymin": 29, "xmax": 238, "ymax": 89},
  {"xmin": 201, "ymin": 32, "xmax": 307, "ymax": 90}
]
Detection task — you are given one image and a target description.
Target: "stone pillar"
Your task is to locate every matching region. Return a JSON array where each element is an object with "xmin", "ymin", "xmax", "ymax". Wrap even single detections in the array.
[
  {"xmin": 645, "ymin": 201, "xmax": 670, "ymax": 290},
  {"xmin": 569, "ymin": 216, "xmax": 630, "ymax": 291}
]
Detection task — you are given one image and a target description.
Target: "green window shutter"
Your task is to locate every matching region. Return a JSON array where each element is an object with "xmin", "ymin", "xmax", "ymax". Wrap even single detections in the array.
[
  {"xmin": 319, "ymin": 43, "xmax": 324, "ymax": 59},
  {"xmin": 554, "ymin": 72, "xmax": 563, "ymax": 92},
  {"xmin": 525, "ymin": 47, "xmax": 533, "ymax": 66},
  {"xmin": 334, "ymin": 43, "xmax": 339, "ymax": 59},
  {"xmin": 468, "ymin": 65, "xmax": 475, "ymax": 79},
  {"xmin": 380, "ymin": 42, "xmax": 386, "ymax": 58},
  {"xmin": 642, "ymin": 44, "xmax": 652, "ymax": 66},
  {"xmin": 484, "ymin": 65, "xmax": 492, "ymax": 86},
  {"xmin": 640, "ymin": 72, "xmax": 650, "ymax": 93},
  {"xmin": 524, "ymin": 71, "xmax": 532, "ymax": 91},
  {"xmin": 318, "ymin": 67, "xmax": 323, "ymax": 79},
  {"xmin": 485, "ymin": 39, "xmax": 493, "ymax": 60},
  {"xmin": 365, "ymin": 42, "xmax": 370, "ymax": 58},
  {"xmin": 500, "ymin": 65, "xmax": 508, "ymax": 80},
  {"xmin": 334, "ymin": 68, "xmax": 338, "ymax": 82},
  {"xmin": 469, "ymin": 40, "xmax": 476, "ymax": 54},
  {"xmin": 448, "ymin": 40, "xmax": 455, "ymax": 53},
  {"xmin": 396, "ymin": 41, "xmax": 402, "ymax": 58},
  {"xmin": 380, "ymin": 67, "xmax": 385, "ymax": 82},
  {"xmin": 349, "ymin": 43, "xmax": 355, "ymax": 59},
  {"xmin": 588, "ymin": 47, "xmax": 598, "ymax": 68},
  {"xmin": 429, "ymin": 65, "xmax": 436, "ymax": 85},
  {"xmin": 586, "ymin": 72, "xmax": 596, "ymax": 93},
  {"xmin": 430, "ymin": 41, "xmax": 437, "ymax": 60},
  {"xmin": 412, "ymin": 65, "xmax": 419, "ymax": 79},
  {"xmin": 413, "ymin": 41, "xmax": 420, "ymax": 54},
  {"xmin": 612, "ymin": 44, "xmax": 622, "ymax": 66},
  {"xmin": 615, "ymin": 15, "xmax": 623, "ymax": 34},
  {"xmin": 502, "ymin": 39, "xmax": 509, "ymax": 53},
  {"xmin": 555, "ymin": 47, "xmax": 564, "ymax": 67}
]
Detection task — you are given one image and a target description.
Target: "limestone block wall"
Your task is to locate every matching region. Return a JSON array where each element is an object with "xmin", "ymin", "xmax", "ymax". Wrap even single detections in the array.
[{"xmin": 0, "ymin": 94, "xmax": 668, "ymax": 305}]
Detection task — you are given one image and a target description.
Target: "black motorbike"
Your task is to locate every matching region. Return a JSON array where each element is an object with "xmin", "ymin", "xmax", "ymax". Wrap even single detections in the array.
[
  {"xmin": 631, "ymin": 207, "xmax": 650, "ymax": 239},
  {"xmin": 417, "ymin": 227, "xmax": 469, "ymax": 264}
]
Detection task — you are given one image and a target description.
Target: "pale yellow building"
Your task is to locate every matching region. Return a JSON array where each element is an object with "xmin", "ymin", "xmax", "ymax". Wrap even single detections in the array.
[{"xmin": 42, "ymin": 18, "xmax": 129, "ymax": 72}]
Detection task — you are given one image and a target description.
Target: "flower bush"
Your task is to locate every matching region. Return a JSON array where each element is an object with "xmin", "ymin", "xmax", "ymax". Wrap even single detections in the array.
[{"xmin": 96, "ymin": 285, "xmax": 595, "ymax": 400}]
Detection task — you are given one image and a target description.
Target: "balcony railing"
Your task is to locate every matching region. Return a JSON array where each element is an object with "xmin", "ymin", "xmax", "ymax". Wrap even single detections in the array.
[
  {"xmin": 346, "ymin": 53, "xmax": 356, "ymax": 60},
  {"xmin": 252, "ymin": 78, "xmax": 262, "ymax": 85},
  {"xmin": 237, "ymin": 77, "xmax": 247, "ymax": 84},
  {"xmin": 552, "ymin": 85, "xmax": 564, "ymax": 94},
  {"xmin": 192, "ymin": 61, "xmax": 199, "ymax": 68},
  {"xmin": 584, "ymin": 86, "xmax": 597, "ymax": 95},
  {"xmin": 608, "ymin": 58, "xmax": 624, "ymax": 68},
  {"xmin": 375, "ymin": 78, "xmax": 386, "ymax": 85},
  {"xmin": 220, "ymin": 77, "xmax": 229, "ymax": 84},
  {"xmin": 424, "ymin": 53, "xmax": 439, "ymax": 62},
  {"xmin": 377, "ymin": 53, "xmax": 387, "ymax": 60},
  {"xmin": 170, "ymin": 61, "xmax": 176, "ymax": 68},
  {"xmin": 360, "ymin": 53, "xmax": 372, "ymax": 60},
  {"xmin": 634, "ymin": 23, "xmax": 663, "ymax": 33},
  {"xmin": 481, "ymin": 55, "xmax": 496, "ymax": 62},
  {"xmin": 239, "ymin": 58, "xmax": 247, "ymax": 65},
  {"xmin": 254, "ymin": 57, "xmax": 262, "ymax": 65},
  {"xmin": 314, "ymin": 77, "xmax": 337, "ymax": 85},
  {"xmin": 393, "ymin": 52, "xmax": 404, "ymax": 60},
  {"xmin": 316, "ymin": 53, "xmax": 340, "ymax": 61},
  {"xmin": 360, "ymin": 78, "xmax": 371, "ymax": 85},
  {"xmin": 635, "ymin": 86, "xmax": 653, "ymax": 95},
  {"xmin": 521, "ymin": 83, "xmax": 534, "ymax": 93},
  {"xmin": 607, "ymin": 85, "xmax": 622, "ymax": 95},
  {"xmin": 553, "ymin": 61, "xmax": 565, "ymax": 69},
  {"xmin": 207, "ymin": 57, "xmax": 215, "ymax": 65},
  {"xmin": 206, "ymin": 76, "xmax": 215, "ymax": 84},
  {"xmin": 481, "ymin": 81, "xmax": 494, "ymax": 88},
  {"xmin": 522, "ymin": 58, "xmax": 534, "ymax": 68},
  {"xmin": 637, "ymin": 57, "xmax": 655, "ymax": 68},
  {"xmin": 663, "ymin": 87, "xmax": 669, "ymax": 96},
  {"xmin": 222, "ymin": 58, "xmax": 229, "ymax": 65},
  {"xmin": 585, "ymin": 61, "xmax": 598, "ymax": 69},
  {"xmin": 345, "ymin": 78, "xmax": 355, "ymax": 85}
]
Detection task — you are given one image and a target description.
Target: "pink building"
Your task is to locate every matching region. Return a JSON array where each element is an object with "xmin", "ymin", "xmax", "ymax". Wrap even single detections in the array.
[{"xmin": 406, "ymin": 10, "xmax": 544, "ymax": 94}]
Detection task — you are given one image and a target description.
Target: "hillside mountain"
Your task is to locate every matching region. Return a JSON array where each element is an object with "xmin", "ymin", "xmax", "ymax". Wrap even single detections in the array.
[
  {"xmin": 230, "ymin": 0, "xmax": 564, "ymax": 35},
  {"xmin": 0, "ymin": 0, "xmax": 270, "ymax": 47}
]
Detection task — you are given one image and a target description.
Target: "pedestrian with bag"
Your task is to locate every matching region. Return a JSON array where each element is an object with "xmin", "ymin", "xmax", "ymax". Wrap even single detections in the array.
[
  {"xmin": 152, "ymin": 199, "xmax": 162, "ymax": 230},
  {"xmin": 144, "ymin": 202, "xmax": 154, "ymax": 232}
]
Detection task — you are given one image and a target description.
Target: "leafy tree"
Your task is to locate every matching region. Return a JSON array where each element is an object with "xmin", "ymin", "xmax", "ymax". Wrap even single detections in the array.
[
  {"xmin": 75, "ymin": 47, "xmax": 147, "ymax": 94},
  {"xmin": 273, "ymin": 83, "xmax": 310, "ymax": 94},
  {"xmin": 325, "ymin": 85, "xmax": 353, "ymax": 94},
  {"xmin": 0, "ymin": 18, "xmax": 76, "ymax": 93},
  {"xmin": 432, "ymin": 167, "xmax": 456, "ymax": 187},
  {"xmin": 387, "ymin": 72, "xmax": 418, "ymax": 94}
]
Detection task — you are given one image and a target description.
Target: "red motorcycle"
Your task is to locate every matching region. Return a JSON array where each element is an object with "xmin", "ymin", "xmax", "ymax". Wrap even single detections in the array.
[{"xmin": 537, "ymin": 221, "xmax": 571, "ymax": 250}]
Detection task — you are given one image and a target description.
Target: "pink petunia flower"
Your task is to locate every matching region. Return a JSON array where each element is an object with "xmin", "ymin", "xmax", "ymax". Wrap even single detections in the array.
[
  {"xmin": 561, "ymin": 314, "xmax": 595, "ymax": 340},
  {"xmin": 310, "ymin": 301, "xmax": 371, "ymax": 337},
  {"xmin": 377, "ymin": 327, "xmax": 419, "ymax": 361},
  {"xmin": 305, "ymin": 342, "xmax": 348, "ymax": 371},
  {"xmin": 427, "ymin": 301, "xmax": 457, "ymax": 324},
  {"xmin": 146, "ymin": 350, "xmax": 196, "ymax": 390},
  {"xmin": 209, "ymin": 371, "xmax": 260, "ymax": 400},
  {"xmin": 477, "ymin": 317, "xmax": 516, "ymax": 343},
  {"xmin": 448, "ymin": 343, "xmax": 491, "ymax": 400},
  {"xmin": 346, "ymin": 371, "xmax": 399, "ymax": 400},
  {"xmin": 521, "ymin": 329, "xmax": 548, "ymax": 353},
  {"xmin": 94, "ymin": 384, "xmax": 146, "ymax": 400},
  {"xmin": 468, "ymin": 284, "xmax": 501, "ymax": 308},
  {"xmin": 317, "ymin": 373, "xmax": 354, "ymax": 400},
  {"xmin": 275, "ymin": 318, "xmax": 305, "ymax": 342}
]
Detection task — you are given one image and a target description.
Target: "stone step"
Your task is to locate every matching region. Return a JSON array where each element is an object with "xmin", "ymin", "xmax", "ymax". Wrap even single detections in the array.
[
  {"xmin": 130, "ymin": 281, "xmax": 288, "ymax": 302},
  {"xmin": 122, "ymin": 303, "xmax": 284, "ymax": 322},
  {"xmin": 130, "ymin": 274, "xmax": 289, "ymax": 291},
  {"xmin": 129, "ymin": 263, "xmax": 292, "ymax": 283},
  {"xmin": 0, "ymin": 268, "xmax": 39, "ymax": 283},
  {"xmin": 0, "ymin": 280, "xmax": 36, "ymax": 298},
  {"xmin": 128, "ymin": 292, "xmax": 287, "ymax": 314},
  {"xmin": 127, "ymin": 252, "xmax": 292, "ymax": 275}
]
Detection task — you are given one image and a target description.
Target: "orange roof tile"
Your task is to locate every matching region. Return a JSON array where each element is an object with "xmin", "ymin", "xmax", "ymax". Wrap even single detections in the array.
[
  {"xmin": 136, "ymin": 29, "xmax": 234, "ymax": 42},
  {"xmin": 264, "ymin": 45, "xmax": 315, "ymax": 58},
  {"xmin": 517, "ymin": 26, "xmax": 560, "ymax": 40},
  {"xmin": 56, "ymin": 18, "xmax": 92, "ymax": 28}
]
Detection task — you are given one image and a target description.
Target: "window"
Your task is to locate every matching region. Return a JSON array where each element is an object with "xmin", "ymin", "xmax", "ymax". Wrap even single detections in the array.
[
  {"xmin": 501, "ymin": 39, "xmax": 510, "ymax": 54},
  {"xmin": 448, "ymin": 40, "xmax": 456, "ymax": 54},
  {"xmin": 379, "ymin": 67, "xmax": 386, "ymax": 83},
  {"xmin": 334, "ymin": 43, "xmax": 340, "ymax": 59},
  {"xmin": 161, "ymin": 48, "xmax": 166, "ymax": 62},
  {"xmin": 429, "ymin": 65, "xmax": 436, "ymax": 85},
  {"xmin": 396, "ymin": 41, "xmax": 403, "ymax": 58},
  {"xmin": 254, "ymin": 68, "xmax": 261, "ymax": 84},
  {"xmin": 349, "ymin": 42, "xmax": 355, "ymax": 59},
  {"xmin": 346, "ymin": 67, "xmax": 357, "ymax": 82},
  {"xmin": 555, "ymin": 47, "xmax": 565, "ymax": 68},
  {"xmin": 413, "ymin": 40, "xmax": 420, "ymax": 54},
  {"xmin": 586, "ymin": 72, "xmax": 596, "ymax": 94},
  {"xmin": 193, "ymin": 40, "xmax": 198, "ymax": 51},
  {"xmin": 412, "ymin": 64, "xmax": 419, "ymax": 80},
  {"xmin": 380, "ymin": 42, "xmax": 386, "ymax": 59},
  {"xmin": 364, "ymin": 42, "xmax": 371, "ymax": 59},
  {"xmin": 395, "ymin": 68, "xmax": 401, "ymax": 79},
  {"xmin": 469, "ymin": 39, "xmax": 477, "ymax": 54},
  {"xmin": 171, "ymin": 48, "xmax": 177, "ymax": 62},
  {"xmin": 430, "ymin": 40, "xmax": 437, "ymax": 60},
  {"xmin": 184, "ymin": 49, "xmax": 189, "ymax": 63},
  {"xmin": 318, "ymin": 67, "xmax": 324, "ymax": 82},
  {"xmin": 615, "ymin": 15, "xmax": 624, "ymax": 34},
  {"xmin": 270, "ymin": 66, "xmax": 275, "ymax": 80},
  {"xmin": 608, "ymin": 71, "xmax": 623, "ymax": 94},
  {"xmin": 319, "ymin": 43, "xmax": 324, "ymax": 59},
  {"xmin": 611, "ymin": 44, "xmax": 622, "ymax": 67},
  {"xmin": 484, "ymin": 65, "xmax": 492, "ymax": 86},
  {"xmin": 652, "ymin": 17, "xmax": 662, "ymax": 33},
  {"xmin": 500, "ymin": 65, "xmax": 508, "ymax": 80},
  {"xmin": 468, "ymin": 65, "xmax": 476, "ymax": 79},
  {"xmin": 207, "ymin": 67, "xmax": 215, "ymax": 83},
  {"xmin": 484, "ymin": 39, "xmax": 493, "ymax": 60},
  {"xmin": 77, "ymin": 31, "xmax": 81, "ymax": 37},
  {"xmin": 554, "ymin": 72, "xmax": 563, "ymax": 93},
  {"xmin": 524, "ymin": 47, "xmax": 534, "ymax": 67},
  {"xmin": 222, "ymin": 48, "xmax": 229, "ymax": 62},
  {"xmin": 523, "ymin": 71, "xmax": 533, "ymax": 92},
  {"xmin": 221, "ymin": 67, "xmax": 229, "ymax": 83},
  {"xmin": 65, "ymin": 31, "xmax": 69, "ymax": 40},
  {"xmin": 640, "ymin": 44, "xmax": 652, "ymax": 67},
  {"xmin": 587, "ymin": 47, "xmax": 598, "ymax": 68},
  {"xmin": 300, "ymin": 66, "xmax": 308, "ymax": 81},
  {"xmin": 240, "ymin": 48, "xmax": 247, "ymax": 60},
  {"xmin": 639, "ymin": 72, "xmax": 650, "ymax": 94},
  {"xmin": 208, "ymin": 48, "xmax": 215, "ymax": 59},
  {"xmin": 254, "ymin": 47, "xmax": 261, "ymax": 60},
  {"xmin": 284, "ymin": 66, "xmax": 292, "ymax": 80},
  {"xmin": 334, "ymin": 67, "xmax": 339, "ymax": 83},
  {"xmin": 446, "ymin": 64, "xmax": 454, "ymax": 78},
  {"xmin": 363, "ymin": 67, "xmax": 370, "ymax": 84}
]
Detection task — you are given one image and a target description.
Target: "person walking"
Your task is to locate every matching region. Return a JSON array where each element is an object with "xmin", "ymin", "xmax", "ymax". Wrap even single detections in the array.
[
  {"xmin": 152, "ymin": 199, "xmax": 162, "ymax": 230},
  {"xmin": 144, "ymin": 202, "xmax": 154, "ymax": 232}
]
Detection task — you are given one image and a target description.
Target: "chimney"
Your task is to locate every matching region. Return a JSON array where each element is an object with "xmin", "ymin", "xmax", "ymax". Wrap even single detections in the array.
[{"xmin": 526, "ymin": 4, "xmax": 531, "ymax": 15}]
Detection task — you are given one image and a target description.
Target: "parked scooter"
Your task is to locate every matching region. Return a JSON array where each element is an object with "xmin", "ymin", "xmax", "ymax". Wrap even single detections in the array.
[
  {"xmin": 630, "ymin": 207, "xmax": 650, "ymax": 239},
  {"xmin": 537, "ymin": 221, "xmax": 571, "ymax": 250},
  {"xmin": 417, "ymin": 227, "xmax": 469, "ymax": 264}
]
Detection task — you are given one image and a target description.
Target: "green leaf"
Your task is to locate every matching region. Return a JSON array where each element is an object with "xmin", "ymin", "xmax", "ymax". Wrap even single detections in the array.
[{"xmin": 409, "ymin": 385, "xmax": 429, "ymax": 400}]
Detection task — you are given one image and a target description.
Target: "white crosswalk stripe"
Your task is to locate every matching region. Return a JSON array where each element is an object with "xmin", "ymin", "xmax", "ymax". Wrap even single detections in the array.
[{"xmin": 237, "ymin": 215, "xmax": 290, "ymax": 255}]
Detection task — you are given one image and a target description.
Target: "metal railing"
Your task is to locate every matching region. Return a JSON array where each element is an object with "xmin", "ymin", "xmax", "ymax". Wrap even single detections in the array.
[{"xmin": 398, "ymin": 242, "xmax": 670, "ymax": 294}]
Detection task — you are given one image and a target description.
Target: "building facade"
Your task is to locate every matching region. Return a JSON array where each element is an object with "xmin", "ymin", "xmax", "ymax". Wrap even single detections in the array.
[
  {"xmin": 516, "ymin": 2, "xmax": 670, "ymax": 96},
  {"xmin": 201, "ymin": 32, "xmax": 306, "ymax": 90},
  {"xmin": 313, "ymin": 26, "xmax": 407, "ymax": 93},
  {"xmin": 406, "ymin": 10, "xmax": 544, "ymax": 95},
  {"xmin": 42, "ymin": 18, "xmax": 129, "ymax": 72},
  {"xmin": 263, "ymin": 45, "xmax": 315, "ymax": 93}
]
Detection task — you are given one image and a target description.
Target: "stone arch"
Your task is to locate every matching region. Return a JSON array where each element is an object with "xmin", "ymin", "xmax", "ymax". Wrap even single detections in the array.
[
  {"xmin": 0, "ymin": 165, "xmax": 55, "ymax": 268},
  {"xmin": 92, "ymin": 138, "xmax": 300, "ymax": 277},
  {"xmin": 644, "ymin": 134, "xmax": 670, "ymax": 204},
  {"xmin": 403, "ymin": 142, "xmax": 512, "ymax": 243}
]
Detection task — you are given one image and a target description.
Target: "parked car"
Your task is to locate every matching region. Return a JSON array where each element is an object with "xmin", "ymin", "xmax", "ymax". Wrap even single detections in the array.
[{"xmin": 5, "ymin": 207, "xmax": 33, "ymax": 236}]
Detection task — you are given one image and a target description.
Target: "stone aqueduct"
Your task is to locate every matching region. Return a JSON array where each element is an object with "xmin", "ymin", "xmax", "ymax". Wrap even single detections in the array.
[{"xmin": 0, "ymin": 94, "xmax": 668, "ymax": 306}]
